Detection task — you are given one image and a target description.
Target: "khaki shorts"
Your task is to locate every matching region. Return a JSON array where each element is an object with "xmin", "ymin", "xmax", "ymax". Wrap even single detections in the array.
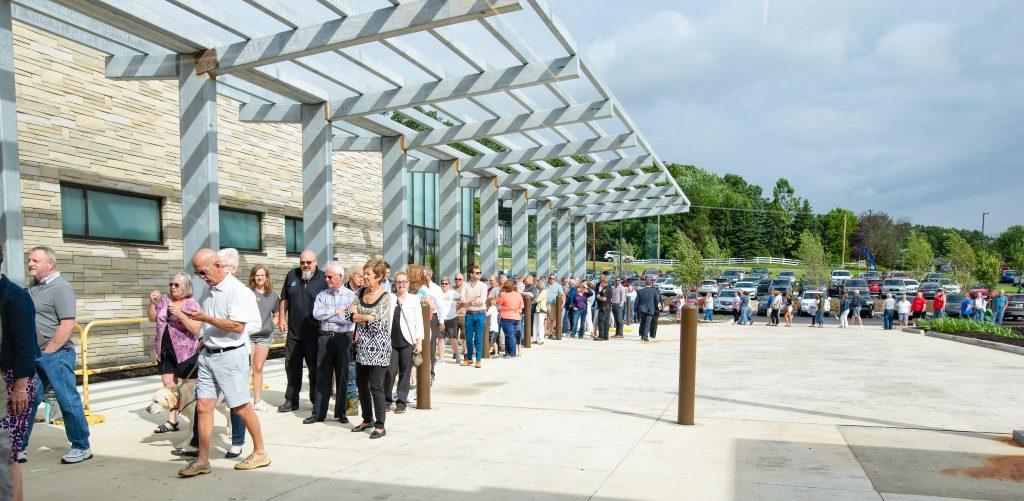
[{"xmin": 196, "ymin": 346, "xmax": 251, "ymax": 408}]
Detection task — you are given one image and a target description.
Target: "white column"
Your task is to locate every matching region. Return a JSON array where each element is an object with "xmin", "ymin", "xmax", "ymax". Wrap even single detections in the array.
[
  {"xmin": 479, "ymin": 177, "xmax": 498, "ymax": 276},
  {"xmin": 0, "ymin": 1, "xmax": 22, "ymax": 281},
  {"xmin": 510, "ymin": 189, "xmax": 528, "ymax": 277},
  {"xmin": 437, "ymin": 159, "xmax": 460, "ymax": 279},
  {"xmin": 381, "ymin": 136, "xmax": 407, "ymax": 268},
  {"xmin": 301, "ymin": 104, "xmax": 333, "ymax": 264},
  {"xmin": 178, "ymin": 53, "xmax": 218, "ymax": 277},
  {"xmin": 536, "ymin": 201, "xmax": 552, "ymax": 278},
  {"xmin": 556, "ymin": 209, "xmax": 571, "ymax": 278},
  {"xmin": 573, "ymin": 216, "xmax": 587, "ymax": 278}
]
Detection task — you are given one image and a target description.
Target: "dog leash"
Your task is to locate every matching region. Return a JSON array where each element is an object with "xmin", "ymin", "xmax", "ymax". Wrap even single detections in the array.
[{"xmin": 172, "ymin": 356, "xmax": 201, "ymax": 411}]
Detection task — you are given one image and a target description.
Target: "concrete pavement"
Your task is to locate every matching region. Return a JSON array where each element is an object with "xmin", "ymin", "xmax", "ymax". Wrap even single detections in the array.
[{"xmin": 21, "ymin": 319, "xmax": 1024, "ymax": 500}]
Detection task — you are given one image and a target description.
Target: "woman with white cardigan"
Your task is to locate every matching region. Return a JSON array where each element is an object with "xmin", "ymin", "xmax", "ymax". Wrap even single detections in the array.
[
  {"xmin": 533, "ymin": 281, "xmax": 548, "ymax": 345},
  {"xmin": 383, "ymin": 271, "xmax": 424, "ymax": 414}
]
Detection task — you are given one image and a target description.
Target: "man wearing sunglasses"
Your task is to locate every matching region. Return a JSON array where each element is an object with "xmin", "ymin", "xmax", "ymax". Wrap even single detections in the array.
[
  {"xmin": 277, "ymin": 250, "xmax": 327, "ymax": 413},
  {"xmin": 459, "ymin": 267, "xmax": 489, "ymax": 366}
]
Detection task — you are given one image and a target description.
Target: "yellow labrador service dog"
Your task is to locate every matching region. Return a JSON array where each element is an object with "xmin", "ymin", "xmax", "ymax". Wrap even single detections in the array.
[{"xmin": 146, "ymin": 379, "xmax": 232, "ymax": 450}]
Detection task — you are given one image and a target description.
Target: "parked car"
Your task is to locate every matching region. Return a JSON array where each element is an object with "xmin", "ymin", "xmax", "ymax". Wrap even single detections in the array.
[
  {"xmin": 770, "ymin": 279, "xmax": 794, "ymax": 295},
  {"xmin": 655, "ymin": 277, "xmax": 682, "ymax": 297},
  {"xmin": 944, "ymin": 293, "xmax": 965, "ymax": 317},
  {"xmin": 734, "ymin": 281, "xmax": 757, "ymax": 297},
  {"xmin": 918, "ymin": 282, "xmax": 944, "ymax": 300},
  {"xmin": 798, "ymin": 291, "xmax": 825, "ymax": 316},
  {"xmin": 882, "ymin": 278, "xmax": 912, "ymax": 295},
  {"xmin": 798, "ymin": 279, "xmax": 826, "ymax": 295},
  {"xmin": 715, "ymin": 277, "xmax": 733, "ymax": 288},
  {"xmin": 840, "ymin": 279, "xmax": 870, "ymax": 296},
  {"xmin": 882, "ymin": 270, "xmax": 908, "ymax": 279},
  {"xmin": 722, "ymin": 269, "xmax": 745, "ymax": 282},
  {"xmin": 923, "ymin": 272, "xmax": 947, "ymax": 282},
  {"xmin": 642, "ymin": 268, "xmax": 661, "ymax": 280},
  {"xmin": 858, "ymin": 271, "xmax": 881, "ymax": 280},
  {"xmin": 713, "ymin": 290, "xmax": 741, "ymax": 313},
  {"xmin": 778, "ymin": 270, "xmax": 798, "ymax": 284},
  {"xmin": 938, "ymin": 278, "xmax": 961, "ymax": 293},
  {"xmin": 852, "ymin": 291, "xmax": 876, "ymax": 318},
  {"xmin": 697, "ymin": 280, "xmax": 719, "ymax": 295},
  {"xmin": 755, "ymin": 295, "xmax": 771, "ymax": 316},
  {"xmin": 867, "ymin": 279, "xmax": 883, "ymax": 296},
  {"xmin": 968, "ymin": 284, "xmax": 990, "ymax": 299},
  {"xmin": 756, "ymin": 279, "xmax": 772, "ymax": 296},
  {"xmin": 1005, "ymin": 294, "xmax": 1024, "ymax": 320},
  {"xmin": 748, "ymin": 267, "xmax": 770, "ymax": 280},
  {"xmin": 904, "ymin": 279, "xmax": 920, "ymax": 294},
  {"xmin": 829, "ymin": 269, "xmax": 852, "ymax": 286},
  {"xmin": 604, "ymin": 251, "xmax": 635, "ymax": 263},
  {"xmin": 669, "ymin": 292, "xmax": 699, "ymax": 314},
  {"xmin": 1001, "ymin": 269, "xmax": 1018, "ymax": 284}
]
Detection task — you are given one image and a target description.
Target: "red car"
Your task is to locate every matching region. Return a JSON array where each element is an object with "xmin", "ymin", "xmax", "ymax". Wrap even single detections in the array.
[
  {"xmin": 968, "ymin": 285, "xmax": 990, "ymax": 299},
  {"xmin": 669, "ymin": 292, "xmax": 699, "ymax": 314},
  {"xmin": 867, "ymin": 279, "xmax": 882, "ymax": 296}
]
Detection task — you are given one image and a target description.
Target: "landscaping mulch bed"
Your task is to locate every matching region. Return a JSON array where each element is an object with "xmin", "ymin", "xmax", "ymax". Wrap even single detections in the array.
[
  {"xmin": 939, "ymin": 331, "xmax": 1024, "ymax": 348},
  {"xmin": 82, "ymin": 346, "xmax": 286, "ymax": 385}
]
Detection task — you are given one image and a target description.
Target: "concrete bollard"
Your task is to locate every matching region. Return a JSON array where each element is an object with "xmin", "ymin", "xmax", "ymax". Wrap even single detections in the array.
[
  {"xmin": 677, "ymin": 304, "xmax": 697, "ymax": 425},
  {"xmin": 554, "ymin": 294, "xmax": 564, "ymax": 340},
  {"xmin": 417, "ymin": 303, "xmax": 431, "ymax": 410},
  {"xmin": 523, "ymin": 295, "xmax": 533, "ymax": 348},
  {"xmin": 482, "ymin": 313, "xmax": 491, "ymax": 360}
]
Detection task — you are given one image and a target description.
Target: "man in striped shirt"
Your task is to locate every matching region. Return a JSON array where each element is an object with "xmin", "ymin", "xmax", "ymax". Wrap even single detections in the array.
[{"xmin": 307, "ymin": 263, "xmax": 356, "ymax": 424}]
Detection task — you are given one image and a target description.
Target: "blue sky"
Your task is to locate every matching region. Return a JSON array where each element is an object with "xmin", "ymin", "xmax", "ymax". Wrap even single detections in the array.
[{"xmin": 549, "ymin": 0, "xmax": 1024, "ymax": 234}]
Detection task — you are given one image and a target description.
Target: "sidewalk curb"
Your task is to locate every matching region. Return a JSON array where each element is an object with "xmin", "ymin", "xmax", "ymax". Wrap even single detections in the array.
[
  {"xmin": 924, "ymin": 331, "xmax": 1024, "ymax": 356},
  {"xmin": 902, "ymin": 328, "xmax": 924, "ymax": 335}
]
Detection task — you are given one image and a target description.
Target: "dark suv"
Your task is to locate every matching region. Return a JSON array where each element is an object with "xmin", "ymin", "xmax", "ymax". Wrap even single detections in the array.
[{"xmin": 841, "ymin": 279, "xmax": 869, "ymax": 296}]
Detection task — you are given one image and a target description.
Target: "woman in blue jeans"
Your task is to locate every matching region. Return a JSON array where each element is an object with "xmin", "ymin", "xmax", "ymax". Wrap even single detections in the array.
[{"xmin": 496, "ymin": 281, "xmax": 524, "ymax": 357}]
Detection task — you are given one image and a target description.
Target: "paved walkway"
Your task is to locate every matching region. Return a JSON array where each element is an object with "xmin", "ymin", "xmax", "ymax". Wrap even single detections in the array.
[{"xmin": 22, "ymin": 321, "xmax": 1024, "ymax": 500}]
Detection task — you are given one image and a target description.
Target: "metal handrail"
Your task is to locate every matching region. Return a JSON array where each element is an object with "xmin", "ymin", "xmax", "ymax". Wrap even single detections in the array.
[{"xmin": 72, "ymin": 317, "xmax": 152, "ymax": 421}]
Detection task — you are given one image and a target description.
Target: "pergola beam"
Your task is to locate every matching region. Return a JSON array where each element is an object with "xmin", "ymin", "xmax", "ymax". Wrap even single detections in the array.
[
  {"xmin": 459, "ymin": 133, "xmax": 636, "ymax": 173},
  {"xmin": 498, "ymin": 154, "xmax": 651, "ymax": 187},
  {"xmin": 588, "ymin": 205, "xmax": 690, "ymax": 223},
  {"xmin": 102, "ymin": 0, "xmax": 520, "ymax": 77},
  {"xmin": 548, "ymin": 185, "xmax": 676, "ymax": 209},
  {"xmin": 332, "ymin": 136, "xmax": 383, "ymax": 152},
  {"xmin": 573, "ymin": 196, "xmax": 687, "ymax": 216},
  {"xmin": 326, "ymin": 56, "xmax": 579, "ymax": 119},
  {"xmin": 402, "ymin": 100, "xmax": 612, "ymax": 149},
  {"xmin": 523, "ymin": 172, "xmax": 664, "ymax": 199}
]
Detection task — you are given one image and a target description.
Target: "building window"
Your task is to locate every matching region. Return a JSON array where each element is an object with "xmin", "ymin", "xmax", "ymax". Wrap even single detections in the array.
[
  {"xmin": 408, "ymin": 224, "xmax": 438, "ymax": 273},
  {"xmin": 60, "ymin": 184, "xmax": 162, "ymax": 244},
  {"xmin": 219, "ymin": 208, "xmax": 262, "ymax": 252},
  {"xmin": 285, "ymin": 217, "xmax": 303, "ymax": 254}
]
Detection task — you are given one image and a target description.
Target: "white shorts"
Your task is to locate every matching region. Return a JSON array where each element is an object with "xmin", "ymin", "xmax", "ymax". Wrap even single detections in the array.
[{"xmin": 196, "ymin": 346, "xmax": 251, "ymax": 408}]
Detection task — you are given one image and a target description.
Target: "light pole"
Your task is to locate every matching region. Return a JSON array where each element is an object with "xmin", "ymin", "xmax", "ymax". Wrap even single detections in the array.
[{"xmin": 981, "ymin": 212, "xmax": 990, "ymax": 240}]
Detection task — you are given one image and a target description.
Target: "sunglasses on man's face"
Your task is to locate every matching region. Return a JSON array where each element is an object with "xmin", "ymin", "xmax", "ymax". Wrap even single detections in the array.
[
  {"xmin": 395, "ymin": 280, "xmax": 409, "ymax": 286},
  {"xmin": 441, "ymin": 282, "xmax": 449, "ymax": 285},
  {"xmin": 300, "ymin": 260, "xmax": 315, "ymax": 265}
]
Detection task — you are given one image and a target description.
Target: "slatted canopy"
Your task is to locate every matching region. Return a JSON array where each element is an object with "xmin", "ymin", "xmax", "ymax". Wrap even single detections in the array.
[{"xmin": 1, "ymin": 0, "xmax": 690, "ymax": 281}]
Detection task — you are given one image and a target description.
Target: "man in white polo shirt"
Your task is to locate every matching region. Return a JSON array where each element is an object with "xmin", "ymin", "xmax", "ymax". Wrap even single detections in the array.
[{"xmin": 178, "ymin": 248, "xmax": 268, "ymax": 478}]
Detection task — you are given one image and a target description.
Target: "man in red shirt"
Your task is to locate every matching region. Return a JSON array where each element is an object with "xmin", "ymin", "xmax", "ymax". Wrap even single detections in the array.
[
  {"xmin": 910, "ymin": 292, "xmax": 927, "ymax": 326},
  {"xmin": 932, "ymin": 290, "xmax": 946, "ymax": 319}
]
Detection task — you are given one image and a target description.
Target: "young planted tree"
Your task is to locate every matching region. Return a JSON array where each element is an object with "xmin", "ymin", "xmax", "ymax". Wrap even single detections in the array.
[
  {"xmin": 795, "ymin": 231, "xmax": 828, "ymax": 288},
  {"xmin": 903, "ymin": 230, "xmax": 934, "ymax": 277},
  {"xmin": 944, "ymin": 232, "xmax": 976, "ymax": 287},
  {"xmin": 671, "ymin": 230, "xmax": 704, "ymax": 292},
  {"xmin": 973, "ymin": 250, "xmax": 1002, "ymax": 291}
]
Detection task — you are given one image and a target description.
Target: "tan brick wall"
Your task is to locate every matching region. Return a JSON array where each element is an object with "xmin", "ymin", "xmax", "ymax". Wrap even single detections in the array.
[{"xmin": 12, "ymin": 22, "xmax": 384, "ymax": 367}]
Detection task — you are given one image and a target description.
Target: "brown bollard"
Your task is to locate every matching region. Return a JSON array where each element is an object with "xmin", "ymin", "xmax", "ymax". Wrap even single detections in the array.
[
  {"xmin": 523, "ymin": 295, "xmax": 533, "ymax": 348},
  {"xmin": 554, "ymin": 294, "xmax": 564, "ymax": 340},
  {"xmin": 678, "ymin": 304, "xmax": 698, "ymax": 425},
  {"xmin": 481, "ymin": 312, "xmax": 491, "ymax": 360},
  {"xmin": 417, "ymin": 303, "xmax": 432, "ymax": 410}
]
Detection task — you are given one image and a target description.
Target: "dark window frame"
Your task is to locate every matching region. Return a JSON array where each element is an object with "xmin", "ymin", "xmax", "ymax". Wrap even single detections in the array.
[
  {"xmin": 219, "ymin": 206, "xmax": 263, "ymax": 252},
  {"xmin": 60, "ymin": 182, "xmax": 164, "ymax": 245},
  {"xmin": 284, "ymin": 216, "xmax": 303, "ymax": 255}
]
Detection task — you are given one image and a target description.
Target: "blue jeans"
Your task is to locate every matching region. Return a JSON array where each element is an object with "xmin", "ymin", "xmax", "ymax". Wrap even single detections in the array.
[
  {"xmin": 347, "ymin": 362, "xmax": 358, "ymax": 399},
  {"xmin": 813, "ymin": 311, "xmax": 824, "ymax": 326},
  {"xmin": 189, "ymin": 398, "xmax": 246, "ymax": 447},
  {"xmin": 739, "ymin": 306, "xmax": 751, "ymax": 325},
  {"xmin": 25, "ymin": 347, "xmax": 91, "ymax": 450},
  {"xmin": 500, "ymin": 319, "xmax": 519, "ymax": 357},
  {"xmin": 464, "ymin": 311, "xmax": 486, "ymax": 362},
  {"xmin": 974, "ymin": 309, "xmax": 985, "ymax": 322},
  {"xmin": 703, "ymin": 308, "xmax": 713, "ymax": 321},
  {"xmin": 569, "ymin": 310, "xmax": 583, "ymax": 338},
  {"xmin": 994, "ymin": 309, "xmax": 1005, "ymax": 326},
  {"xmin": 562, "ymin": 309, "xmax": 571, "ymax": 333},
  {"xmin": 882, "ymin": 310, "xmax": 893, "ymax": 330}
]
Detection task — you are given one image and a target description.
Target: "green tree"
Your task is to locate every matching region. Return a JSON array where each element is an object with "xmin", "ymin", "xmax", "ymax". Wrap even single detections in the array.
[
  {"xmin": 789, "ymin": 199, "xmax": 817, "ymax": 257},
  {"xmin": 671, "ymin": 230, "xmax": 704, "ymax": 291},
  {"xmin": 973, "ymin": 250, "xmax": 1001, "ymax": 291},
  {"xmin": 944, "ymin": 232, "xmax": 976, "ymax": 287},
  {"xmin": 795, "ymin": 231, "xmax": 828, "ymax": 288},
  {"xmin": 993, "ymin": 225, "xmax": 1024, "ymax": 261},
  {"xmin": 818, "ymin": 208, "xmax": 857, "ymax": 263},
  {"xmin": 702, "ymin": 236, "xmax": 727, "ymax": 278},
  {"xmin": 903, "ymin": 230, "xmax": 934, "ymax": 277}
]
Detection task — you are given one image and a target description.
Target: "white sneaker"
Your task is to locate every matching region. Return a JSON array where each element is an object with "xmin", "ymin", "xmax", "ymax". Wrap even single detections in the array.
[
  {"xmin": 253, "ymin": 401, "xmax": 269, "ymax": 412},
  {"xmin": 61, "ymin": 447, "xmax": 93, "ymax": 464},
  {"xmin": 16, "ymin": 451, "xmax": 26, "ymax": 463}
]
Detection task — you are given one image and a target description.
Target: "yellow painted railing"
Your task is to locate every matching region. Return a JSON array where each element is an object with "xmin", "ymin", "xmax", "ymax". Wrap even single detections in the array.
[{"xmin": 69, "ymin": 317, "xmax": 153, "ymax": 424}]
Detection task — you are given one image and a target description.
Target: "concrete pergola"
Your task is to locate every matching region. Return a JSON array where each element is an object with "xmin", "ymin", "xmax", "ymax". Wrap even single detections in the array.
[{"xmin": 0, "ymin": 0, "xmax": 689, "ymax": 283}]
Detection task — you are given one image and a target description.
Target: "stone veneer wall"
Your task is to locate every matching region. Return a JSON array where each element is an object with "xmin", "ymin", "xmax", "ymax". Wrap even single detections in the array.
[{"xmin": 11, "ymin": 22, "xmax": 384, "ymax": 367}]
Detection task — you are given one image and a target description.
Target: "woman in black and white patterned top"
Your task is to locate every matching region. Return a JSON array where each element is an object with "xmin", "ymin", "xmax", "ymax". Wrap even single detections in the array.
[{"xmin": 347, "ymin": 258, "xmax": 394, "ymax": 439}]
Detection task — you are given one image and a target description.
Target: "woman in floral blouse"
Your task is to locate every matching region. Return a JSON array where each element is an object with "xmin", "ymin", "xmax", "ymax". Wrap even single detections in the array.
[{"xmin": 147, "ymin": 272, "xmax": 201, "ymax": 433}]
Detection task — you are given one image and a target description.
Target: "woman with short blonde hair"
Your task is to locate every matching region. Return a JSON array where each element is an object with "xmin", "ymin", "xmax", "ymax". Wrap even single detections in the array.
[{"xmin": 147, "ymin": 271, "xmax": 202, "ymax": 433}]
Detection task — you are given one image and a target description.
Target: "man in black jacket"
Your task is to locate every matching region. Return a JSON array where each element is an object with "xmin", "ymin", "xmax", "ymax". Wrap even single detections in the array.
[
  {"xmin": 595, "ymin": 274, "xmax": 614, "ymax": 341},
  {"xmin": 277, "ymin": 250, "xmax": 327, "ymax": 412},
  {"xmin": 634, "ymin": 277, "xmax": 660, "ymax": 342}
]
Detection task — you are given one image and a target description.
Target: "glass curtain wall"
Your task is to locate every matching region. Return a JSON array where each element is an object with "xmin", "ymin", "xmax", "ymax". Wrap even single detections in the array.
[{"xmin": 405, "ymin": 175, "xmax": 476, "ymax": 274}]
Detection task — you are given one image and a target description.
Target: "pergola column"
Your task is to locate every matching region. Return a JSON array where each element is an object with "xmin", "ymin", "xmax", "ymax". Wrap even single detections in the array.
[
  {"xmin": 0, "ymin": 0, "xmax": 23, "ymax": 281},
  {"xmin": 381, "ymin": 136, "xmax": 407, "ymax": 269},
  {"xmin": 556, "ymin": 209, "xmax": 571, "ymax": 278},
  {"xmin": 535, "ymin": 201, "xmax": 552, "ymax": 279},
  {"xmin": 479, "ymin": 177, "xmax": 498, "ymax": 277},
  {"xmin": 178, "ymin": 53, "xmax": 219, "ymax": 272},
  {"xmin": 437, "ymin": 159, "xmax": 460, "ymax": 279},
  {"xmin": 301, "ymin": 104, "xmax": 333, "ymax": 264},
  {"xmin": 510, "ymin": 189, "xmax": 528, "ymax": 277},
  {"xmin": 573, "ymin": 215, "xmax": 587, "ymax": 279}
]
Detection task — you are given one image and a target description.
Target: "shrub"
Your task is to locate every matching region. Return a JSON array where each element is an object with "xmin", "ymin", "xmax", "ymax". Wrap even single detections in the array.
[{"xmin": 917, "ymin": 318, "xmax": 1022, "ymax": 338}]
